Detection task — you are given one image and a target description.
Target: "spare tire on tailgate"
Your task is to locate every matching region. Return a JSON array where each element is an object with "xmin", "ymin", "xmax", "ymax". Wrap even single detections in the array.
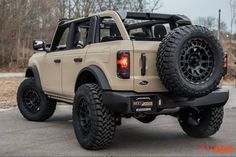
[{"xmin": 156, "ymin": 25, "xmax": 224, "ymax": 97}]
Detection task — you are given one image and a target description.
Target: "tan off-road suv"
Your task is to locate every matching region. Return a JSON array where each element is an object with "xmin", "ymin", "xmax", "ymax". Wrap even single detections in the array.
[{"xmin": 17, "ymin": 11, "xmax": 229, "ymax": 150}]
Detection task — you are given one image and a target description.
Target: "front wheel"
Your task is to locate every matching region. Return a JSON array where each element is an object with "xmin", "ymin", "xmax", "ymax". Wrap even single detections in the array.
[
  {"xmin": 178, "ymin": 106, "xmax": 224, "ymax": 138},
  {"xmin": 73, "ymin": 84, "xmax": 116, "ymax": 150},
  {"xmin": 17, "ymin": 78, "xmax": 56, "ymax": 121}
]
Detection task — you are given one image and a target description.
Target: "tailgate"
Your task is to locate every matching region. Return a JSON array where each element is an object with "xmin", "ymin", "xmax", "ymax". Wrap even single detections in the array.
[{"xmin": 132, "ymin": 41, "xmax": 167, "ymax": 93}]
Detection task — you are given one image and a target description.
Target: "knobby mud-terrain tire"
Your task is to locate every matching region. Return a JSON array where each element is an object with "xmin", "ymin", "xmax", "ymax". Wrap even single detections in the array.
[
  {"xmin": 157, "ymin": 25, "xmax": 224, "ymax": 97},
  {"xmin": 178, "ymin": 106, "xmax": 224, "ymax": 138},
  {"xmin": 17, "ymin": 78, "xmax": 56, "ymax": 121},
  {"xmin": 73, "ymin": 83, "xmax": 116, "ymax": 150}
]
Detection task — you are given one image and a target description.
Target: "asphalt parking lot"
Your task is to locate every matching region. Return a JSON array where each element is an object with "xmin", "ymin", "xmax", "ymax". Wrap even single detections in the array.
[{"xmin": 0, "ymin": 86, "xmax": 235, "ymax": 156}]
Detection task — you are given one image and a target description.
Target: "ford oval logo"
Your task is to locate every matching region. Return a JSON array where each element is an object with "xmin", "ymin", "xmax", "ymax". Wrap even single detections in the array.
[{"xmin": 139, "ymin": 80, "xmax": 149, "ymax": 85}]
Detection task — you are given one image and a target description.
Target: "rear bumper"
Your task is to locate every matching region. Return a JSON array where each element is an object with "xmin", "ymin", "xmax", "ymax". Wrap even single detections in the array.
[{"xmin": 102, "ymin": 87, "xmax": 229, "ymax": 114}]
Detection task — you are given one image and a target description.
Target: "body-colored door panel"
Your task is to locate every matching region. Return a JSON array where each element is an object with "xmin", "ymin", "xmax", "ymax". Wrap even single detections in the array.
[
  {"xmin": 132, "ymin": 41, "xmax": 167, "ymax": 92},
  {"xmin": 40, "ymin": 52, "xmax": 63, "ymax": 94},
  {"xmin": 61, "ymin": 48, "xmax": 87, "ymax": 98}
]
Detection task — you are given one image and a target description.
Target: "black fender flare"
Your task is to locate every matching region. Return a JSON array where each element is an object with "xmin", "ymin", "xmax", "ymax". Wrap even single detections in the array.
[
  {"xmin": 25, "ymin": 65, "xmax": 42, "ymax": 90},
  {"xmin": 75, "ymin": 65, "xmax": 111, "ymax": 91}
]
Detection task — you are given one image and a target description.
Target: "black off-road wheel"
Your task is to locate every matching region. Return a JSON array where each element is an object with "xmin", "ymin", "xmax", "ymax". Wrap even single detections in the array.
[
  {"xmin": 73, "ymin": 84, "xmax": 116, "ymax": 150},
  {"xmin": 178, "ymin": 106, "xmax": 224, "ymax": 138},
  {"xmin": 17, "ymin": 78, "xmax": 56, "ymax": 121},
  {"xmin": 157, "ymin": 25, "xmax": 224, "ymax": 97}
]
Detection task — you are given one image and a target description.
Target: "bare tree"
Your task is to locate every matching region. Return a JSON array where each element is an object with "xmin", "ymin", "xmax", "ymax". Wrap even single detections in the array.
[
  {"xmin": 150, "ymin": 0, "xmax": 163, "ymax": 12},
  {"xmin": 0, "ymin": 0, "xmax": 61, "ymax": 67},
  {"xmin": 72, "ymin": 0, "xmax": 96, "ymax": 17},
  {"xmin": 220, "ymin": 21, "xmax": 228, "ymax": 33},
  {"xmin": 57, "ymin": 0, "xmax": 67, "ymax": 18},
  {"xmin": 230, "ymin": 0, "xmax": 236, "ymax": 55},
  {"xmin": 230, "ymin": 0, "xmax": 236, "ymax": 39},
  {"xmin": 0, "ymin": 0, "xmax": 163, "ymax": 68},
  {"xmin": 195, "ymin": 16, "xmax": 216, "ymax": 30}
]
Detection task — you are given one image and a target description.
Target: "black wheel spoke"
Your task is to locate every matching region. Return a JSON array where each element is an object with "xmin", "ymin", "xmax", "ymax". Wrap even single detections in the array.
[
  {"xmin": 179, "ymin": 38, "xmax": 214, "ymax": 84},
  {"xmin": 22, "ymin": 87, "xmax": 41, "ymax": 113},
  {"xmin": 77, "ymin": 98, "xmax": 91, "ymax": 136},
  {"xmin": 194, "ymin": 69, "xmax": 201, "ymax": 75},
  {"xmin": 199, "ymin": 66, "xmax": 207, "ymax": 71}
]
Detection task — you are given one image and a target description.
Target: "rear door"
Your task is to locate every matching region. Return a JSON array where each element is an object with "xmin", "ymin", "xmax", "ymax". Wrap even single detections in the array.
[{"xmin": 61, "ymin": 18, "xmax": 94, "ymax": 98}]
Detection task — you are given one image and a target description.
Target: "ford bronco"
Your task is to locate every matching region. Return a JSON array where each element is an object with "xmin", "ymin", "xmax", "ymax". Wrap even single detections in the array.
[{"xmin": 17, "ymin": 11, "xmax": 229, "ymax": 150}]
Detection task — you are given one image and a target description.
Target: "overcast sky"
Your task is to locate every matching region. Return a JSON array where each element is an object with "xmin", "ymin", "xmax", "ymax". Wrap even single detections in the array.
[{"xmin": 158, "ymin": 0, "xmax": 231, "ymax": 31}]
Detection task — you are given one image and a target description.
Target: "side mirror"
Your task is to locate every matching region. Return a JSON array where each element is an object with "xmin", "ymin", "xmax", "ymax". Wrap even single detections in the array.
[{"xmin": 33, "ymin": 40, "xmax": 45, "ymax": 51}]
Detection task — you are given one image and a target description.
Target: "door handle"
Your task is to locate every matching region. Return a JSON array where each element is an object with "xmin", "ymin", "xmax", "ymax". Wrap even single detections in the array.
[
  {"xmin": 54, "ymin": 59, "xmax": 61, "ymax": 63},
  {"xmin": 141, "ymin": 53, "xmax": 146, "ymax": 76},
  {"xmin": 74, "ymin": 57, "xmax": 83, "ymax": 63}
]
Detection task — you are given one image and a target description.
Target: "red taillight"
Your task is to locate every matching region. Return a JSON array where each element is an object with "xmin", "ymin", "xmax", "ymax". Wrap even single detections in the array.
[
  {"xmin": 117, "ymin": 56, "xmax": 128, "ymax": 69},
  {"xmin": 223, "ymin": 54, "xmax": 227, "ymax": 76},
  {"xmin": 117, "ymin": 51, "xmax": 130, "ymax": 79}
]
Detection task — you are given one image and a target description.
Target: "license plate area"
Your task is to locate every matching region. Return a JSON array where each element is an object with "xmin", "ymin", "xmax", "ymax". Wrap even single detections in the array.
[{"xmin": 132, "ymin": 96, "xmax": 155, "ymax": 112}]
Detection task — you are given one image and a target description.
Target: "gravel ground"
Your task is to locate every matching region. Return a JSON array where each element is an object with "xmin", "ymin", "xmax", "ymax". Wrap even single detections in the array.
[{"xmin": 0, "ymin": 78, "xmax": 23, "ymax": 108}]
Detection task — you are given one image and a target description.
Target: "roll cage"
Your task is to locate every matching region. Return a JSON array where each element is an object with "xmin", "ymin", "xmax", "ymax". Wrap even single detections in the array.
[
  {"xmin": 118, "ymin": 11, "xmax": 191, "ymax": 26},
  {"xmin": 57, "ymin": 11, "xmax": 191, "ymax": 30},
  {"xmin": 48, "ymin": 11, "xmax": 192, "ymax": 51}
]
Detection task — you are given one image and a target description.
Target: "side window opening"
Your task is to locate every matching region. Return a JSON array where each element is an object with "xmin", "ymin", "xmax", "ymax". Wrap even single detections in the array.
[
  {"xmin": 50, "ymin": 25, "xmax": 70, "ymax": 51},
  {"xmin": 58, "ymin": 27, "xmax": 69, "ymax": 50},
  {"xmin": 73, "ymin": 21, "xmax": 90, "ymax": 49},
  {"xmin": 99, "ymin": 18, "xmax": 123, "ymax": 43},
  {"xmin": 51, "ymin": 18, "xmax": 92, "ymax": 52}
]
